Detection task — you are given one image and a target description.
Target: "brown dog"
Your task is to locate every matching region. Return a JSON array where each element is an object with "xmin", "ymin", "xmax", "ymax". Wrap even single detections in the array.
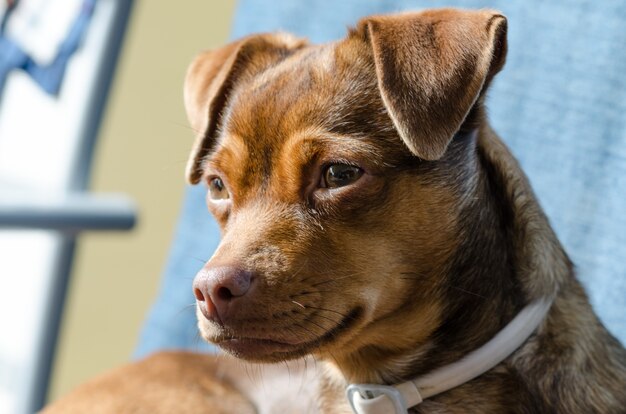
[{"xmin": 45, "ymin": 8, "xmax": 626, "ymax": 413}]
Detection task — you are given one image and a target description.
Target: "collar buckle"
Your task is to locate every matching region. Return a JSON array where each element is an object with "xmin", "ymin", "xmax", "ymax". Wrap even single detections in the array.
[{"xmin": 346, "ymin": 383, "xmax": 407, "ymax": 414}]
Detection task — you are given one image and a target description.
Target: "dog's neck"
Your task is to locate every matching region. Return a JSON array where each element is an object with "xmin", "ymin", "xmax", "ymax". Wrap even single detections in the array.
[{"xmin": 322, "ymin": 127, "xmax": 570, "ymax": 387}]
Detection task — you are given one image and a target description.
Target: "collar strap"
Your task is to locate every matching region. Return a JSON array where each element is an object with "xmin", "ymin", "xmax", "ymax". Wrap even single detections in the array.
[{"xmin": 347, "ymin": 297, "xmax": 553, "ymax": 414}]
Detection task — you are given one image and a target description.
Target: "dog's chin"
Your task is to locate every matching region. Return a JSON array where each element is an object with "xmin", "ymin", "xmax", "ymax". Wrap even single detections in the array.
[
  {"xmin": 214, "ymin": 337, "xmax": 311, "ymax": 362},
  {"xmin": 197, "ymin": 307, "xmax": 364, "ymax": 362}
]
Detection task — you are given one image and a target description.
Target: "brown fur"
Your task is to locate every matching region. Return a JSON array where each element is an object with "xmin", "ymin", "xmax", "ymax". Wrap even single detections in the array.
[
  {"xmin": 42, "ymin": 352, "xmax": 321, "ymax": 413},
  {"xmin": 42, "ymin": 352, "xmax": 256, "ymax": 414},
  {"xmin": 44, "ymin": 8, "xmax": 626, "ymax": 413}
]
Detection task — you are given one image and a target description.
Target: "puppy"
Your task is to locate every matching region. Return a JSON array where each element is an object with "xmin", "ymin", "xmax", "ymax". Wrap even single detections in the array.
[{"xmin": 44, "ymin": 8, "xmax": 626, "ymax": 413}]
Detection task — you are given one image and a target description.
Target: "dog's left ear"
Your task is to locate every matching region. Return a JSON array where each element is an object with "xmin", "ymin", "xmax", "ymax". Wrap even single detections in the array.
[
  {"xmin": 184, "ymin": 33, "xmax": 307, "ymax": 183},
  {"xmin": 356, "ymin": 9, "xmax": 507, "ymax": 160}
]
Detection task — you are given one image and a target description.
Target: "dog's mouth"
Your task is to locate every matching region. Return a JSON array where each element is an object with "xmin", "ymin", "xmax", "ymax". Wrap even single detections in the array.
[{"xmin": 210, "ymin": 307, "xmax": 363, "ymax": 361}]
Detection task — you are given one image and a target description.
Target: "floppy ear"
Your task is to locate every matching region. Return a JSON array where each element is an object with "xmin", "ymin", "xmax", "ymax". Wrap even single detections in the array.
[
  {"xmin": 356, "ymin": 9, "xmax": 507, "ymax": 160},
  {"xmin": 184, "ymin": 33, "xmax": 307, "ymax": 183}
]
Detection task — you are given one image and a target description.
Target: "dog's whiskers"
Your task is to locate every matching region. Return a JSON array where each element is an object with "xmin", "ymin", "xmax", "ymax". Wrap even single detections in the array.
[
  {"xmin": 277, "ymin": 298, "xmax": 351, "ymax": 321},
  {"xmin": 286, "ymin": 259, "xmax": 309, "ymax": 282},
  {"xmin": 174, "ymin": 302, "xmax": 198, "ymax": 318},
  {"xmin": 309, "ymin": 273, "xmax": 359, "ymax": 287},
  {"xmin": 297, "ymin": 270, "xmax": 359, "ymax": 286},
  {"xmin": 291, "ymin": 289, "xmax": 334, "ymax": 297},
  {"xmin": 293, "ymin": 321, "xmax": 327, "ymax": 339},
  {"xmin": 188, "ymin": 256, "xmax": 209, "ymax": 264},
  {"xmin": 400, "ymin": 271, "xmax": 488, "ymax": 299},
  {"xmin": 304, "ymin": 305, "xmax": 351, "ymax": 319},
  {"xmin": 168, "ymin": 120, "xmax": 202, "ymax": 135},
  {"xmin": 310, "ymin": 310, "xmax": 342, "ymax": 325},
  {"xmin": 449, "ymin": 285, "xmax": 488, "ymax": 299}
]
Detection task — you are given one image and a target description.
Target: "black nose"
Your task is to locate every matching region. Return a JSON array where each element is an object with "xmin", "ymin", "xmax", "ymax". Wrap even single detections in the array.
[{"xmin": 193, "ymin": 265, "xmax": 253, "ymax": 323}]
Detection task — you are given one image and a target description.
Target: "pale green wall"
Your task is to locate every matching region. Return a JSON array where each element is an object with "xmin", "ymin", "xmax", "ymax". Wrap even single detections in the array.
[{"xmin": 49, "ymin": 1, "xmax": 237, "ymax": 400}]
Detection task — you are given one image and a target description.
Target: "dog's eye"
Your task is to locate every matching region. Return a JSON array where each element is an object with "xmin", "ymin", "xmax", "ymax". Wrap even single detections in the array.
[
  {"xmin": 208, "ymin": 177, "xmax": 229, "ymax": 200},
  {"xmin": 321, "ymin": 164, "xmax": 363, "ymax": 189}
]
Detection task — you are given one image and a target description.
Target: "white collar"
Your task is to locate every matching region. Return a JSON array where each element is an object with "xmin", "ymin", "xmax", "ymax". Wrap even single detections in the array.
[{"xmin": 346, "ymin": 297, "xmax": 553, "ymax": 414}]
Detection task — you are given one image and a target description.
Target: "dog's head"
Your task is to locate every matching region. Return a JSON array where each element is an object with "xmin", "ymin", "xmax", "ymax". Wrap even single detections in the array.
[{"xmin": 186, "ymin": 9, "xmax": 507, "ymax": 365}]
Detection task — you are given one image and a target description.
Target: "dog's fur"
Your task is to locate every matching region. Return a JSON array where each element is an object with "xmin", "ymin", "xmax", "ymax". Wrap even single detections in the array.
[{"xmin": 44, "ymin": 8, "xmax": 626, "ymax": 414}]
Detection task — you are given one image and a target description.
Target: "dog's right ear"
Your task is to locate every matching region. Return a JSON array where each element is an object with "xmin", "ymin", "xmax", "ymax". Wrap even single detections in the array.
[
  {"xmin": 184, "ymin": 33, "xmax": 307, "ymax": 184},
  {"xmin": 354, "ymin": 9, "xmax": 507, "ymax": 161}
]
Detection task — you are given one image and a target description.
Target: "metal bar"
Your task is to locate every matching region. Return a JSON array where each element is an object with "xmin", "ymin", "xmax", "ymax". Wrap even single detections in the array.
[
  {"xmin": 0, "ymin": 192, "xmax": 137, "ymax": 232},
  {"xmin": 27, "ymin": 236, "xmax": 76, "ymax": 414}
]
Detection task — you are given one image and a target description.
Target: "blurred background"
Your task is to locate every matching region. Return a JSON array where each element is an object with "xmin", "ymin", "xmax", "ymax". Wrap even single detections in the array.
[
  {"xmin": 0, "ymin": 1, "xmax": 235, "ymax": 412},
  {"xmin": 2, "ymin": 1, "xmax": 625, "ymax": 413},
  {"xmin": 49, "ymin": 0, "xmax": 236, "ymax": 400}
]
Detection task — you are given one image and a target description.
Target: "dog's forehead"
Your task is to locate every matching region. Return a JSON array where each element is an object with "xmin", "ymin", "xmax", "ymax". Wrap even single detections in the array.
[
  {"xmin": 213, "ymin": 40, "xmax": 397, "ymax": 176},
  {"xmin": 227, "ymin": 42, "xmax": 379, "ymax": 138}
]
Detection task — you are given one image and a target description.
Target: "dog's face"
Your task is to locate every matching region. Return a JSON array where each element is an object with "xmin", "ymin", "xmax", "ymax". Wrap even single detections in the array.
[{"xmin": 186, "ymin": 9, "xmax": 507, "ymax": 364}]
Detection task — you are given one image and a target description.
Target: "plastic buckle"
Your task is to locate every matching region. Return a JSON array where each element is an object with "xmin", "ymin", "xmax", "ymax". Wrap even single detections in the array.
[{"xmin": 346, "ymin": 383, "xmax": 407, "ymax": 414}]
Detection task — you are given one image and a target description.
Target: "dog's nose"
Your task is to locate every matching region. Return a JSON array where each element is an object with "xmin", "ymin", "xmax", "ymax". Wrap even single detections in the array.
[{"xmin": 193, "ymin": 265, "xmax": 253, "ymax": 323}]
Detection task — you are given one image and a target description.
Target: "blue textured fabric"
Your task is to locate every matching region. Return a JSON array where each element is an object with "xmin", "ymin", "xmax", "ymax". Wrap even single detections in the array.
[{"xmin": 135, "ymin": 0, "xmax": 626, "ymax": 357}]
